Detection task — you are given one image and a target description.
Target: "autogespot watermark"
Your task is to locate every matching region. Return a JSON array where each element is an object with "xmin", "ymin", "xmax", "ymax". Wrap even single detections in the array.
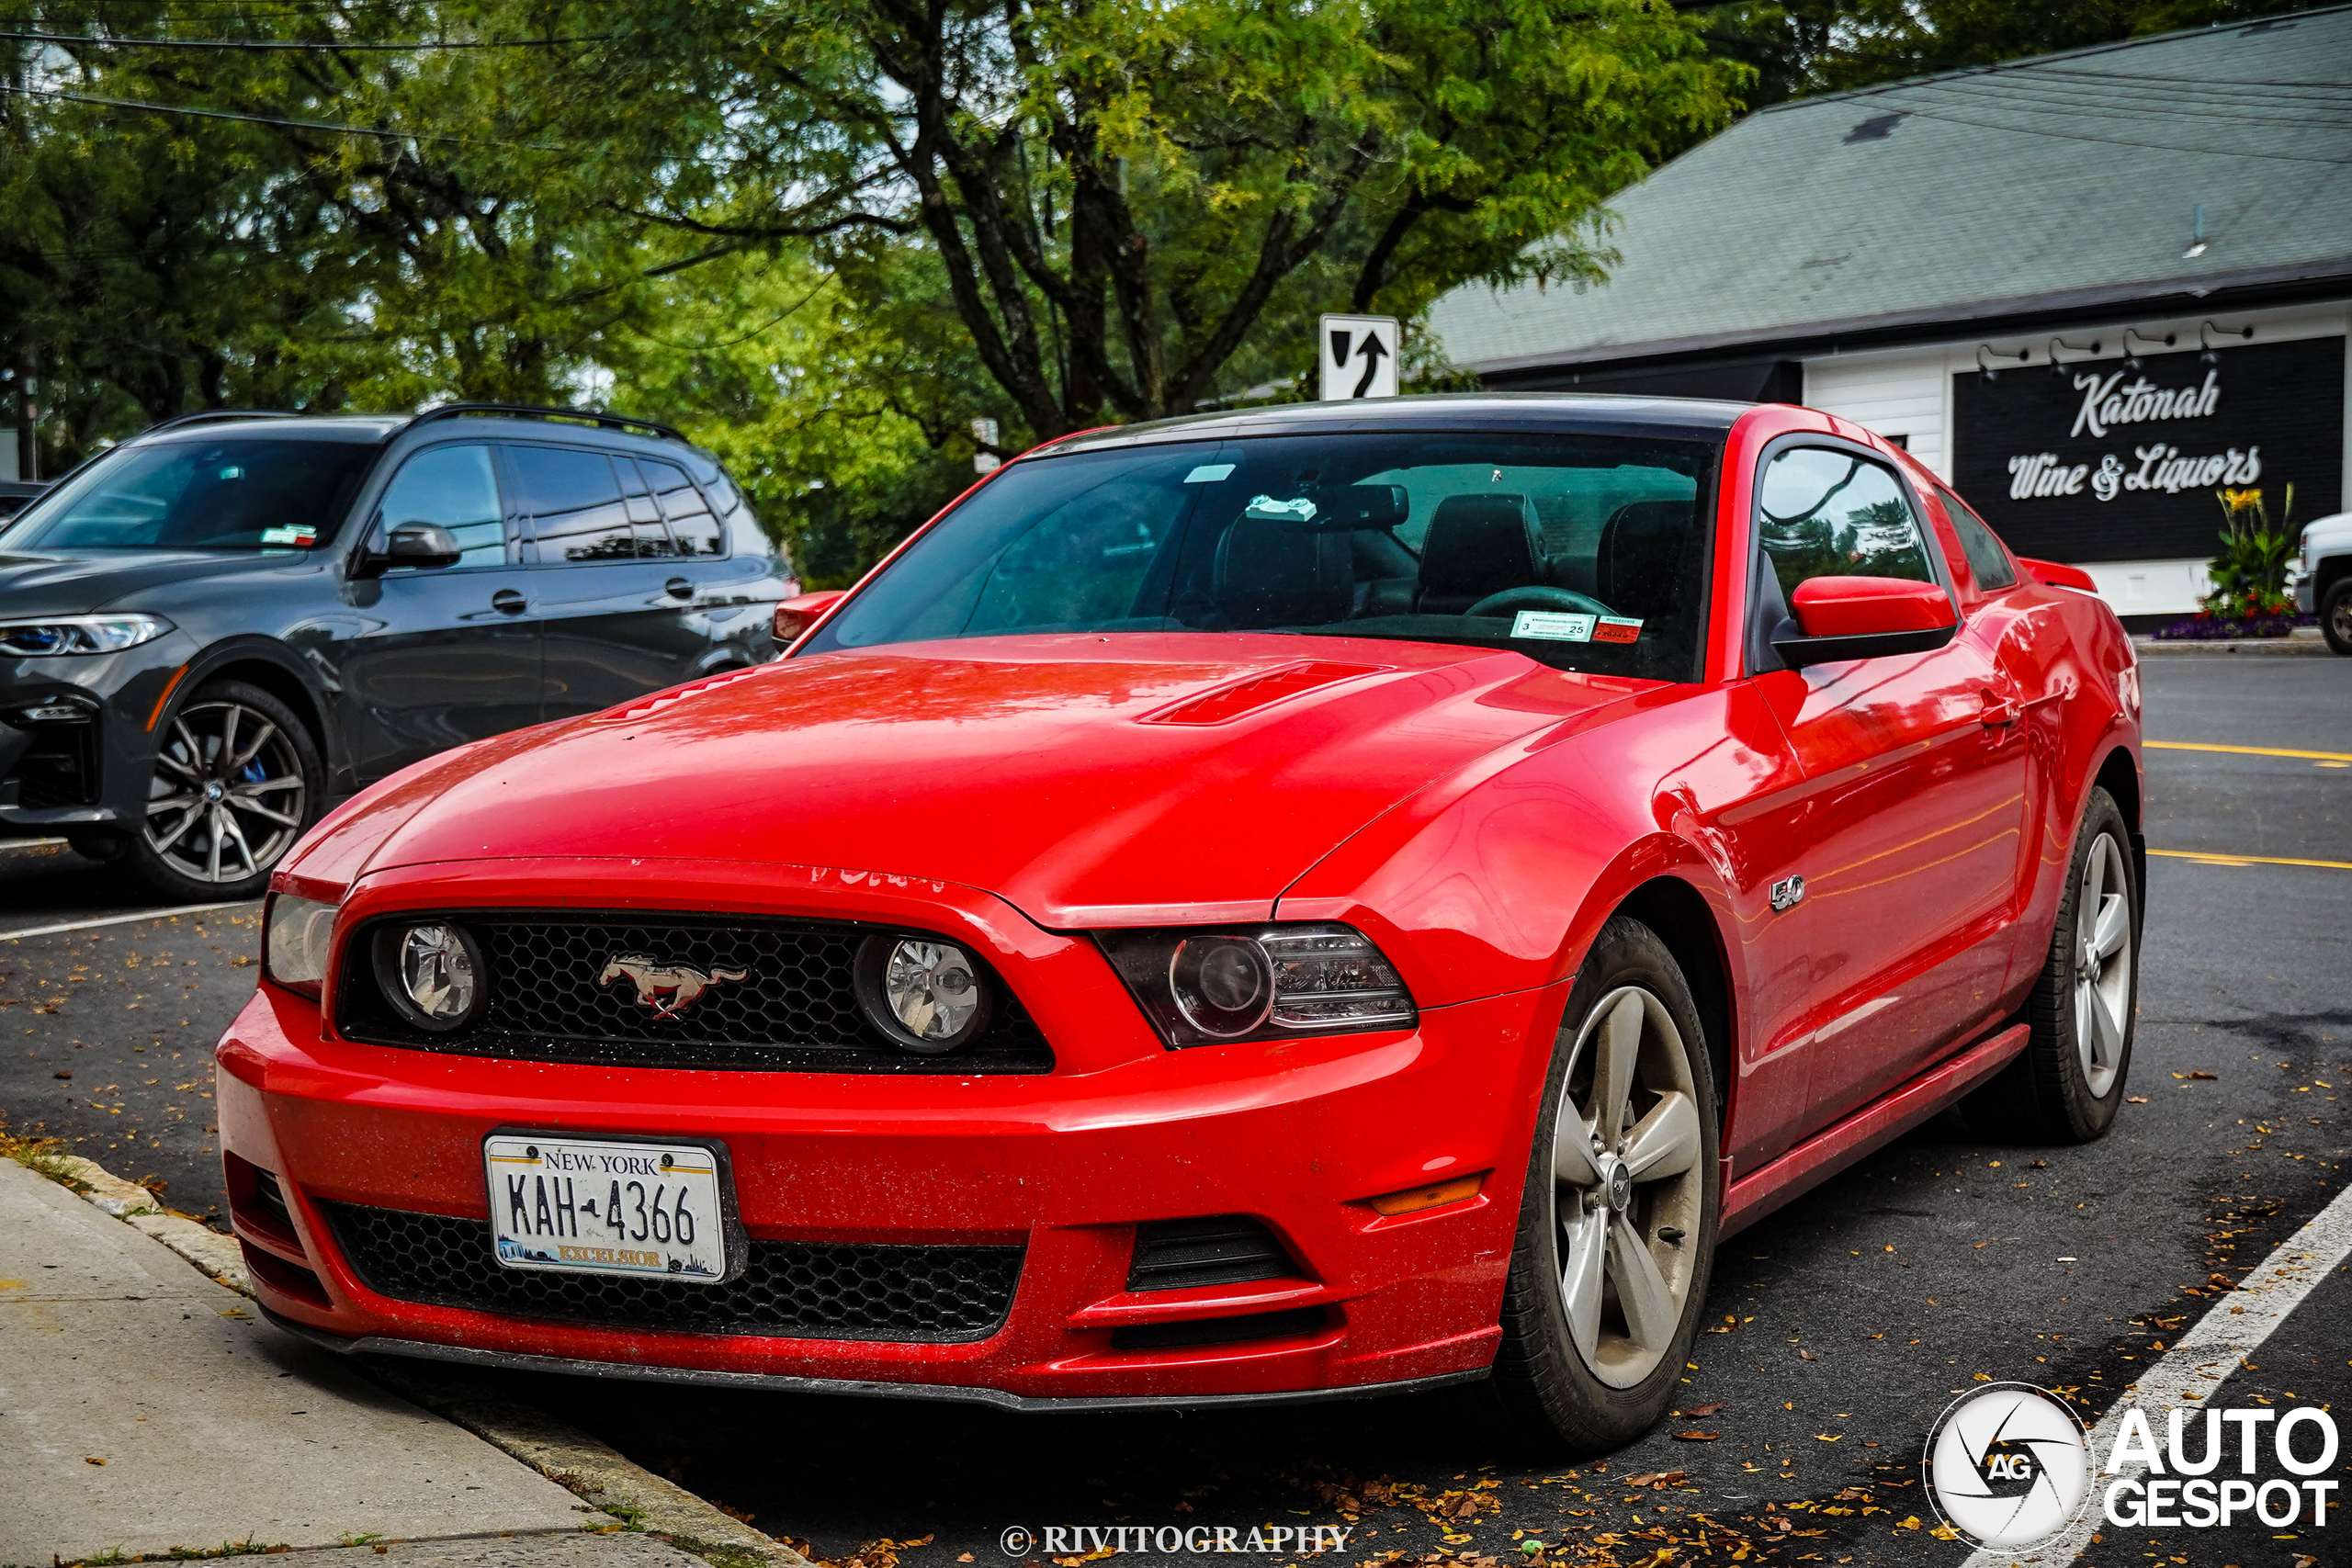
[
  {"xmin": 999, "ymin": 1526, "xmax": 1354, "ymax": 1559},
  {"xmin": 1923, "ymin": 1382, "xmax": 2340, "ymax": 1554}
]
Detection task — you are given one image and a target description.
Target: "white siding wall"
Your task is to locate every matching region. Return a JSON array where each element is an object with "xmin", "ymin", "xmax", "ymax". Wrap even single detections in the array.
[{"xmin": 1801, "ymin": 351, "xmax": 1951, "ymax": 479}]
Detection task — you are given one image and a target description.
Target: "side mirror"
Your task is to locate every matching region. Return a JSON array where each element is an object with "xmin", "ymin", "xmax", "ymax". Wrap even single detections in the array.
[
  {"xmin": 355, "ymin": 520, "xmax": 464, "ymax": 576},
  {"xmin": 773, "ymin": 590, "xmax": 846, "ymax": 649},
  {"xmin": 1772, "ymin": 576, "xmax": 1958, "ymax": 669},
  {"xmin": 385, "ymin": 521, "xmax": 464, "ymax": 568}
]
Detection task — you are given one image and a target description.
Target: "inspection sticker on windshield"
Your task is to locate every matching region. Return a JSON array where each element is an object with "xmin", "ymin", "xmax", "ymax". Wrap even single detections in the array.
[
  {"xmin": 1183, "ymin": 463, "xmax": 1235, "ymax": 484},
  {"xmin": 1510, "ymin": 611, "xmax": 1595, "ymax": 642},
  {"xmin": 259, "ymin": 525, "xmax": 316, "ymax": 547},
  {"xmin": 1593, "ymin": 616, "xmax": 1644, "ymax": 644}
]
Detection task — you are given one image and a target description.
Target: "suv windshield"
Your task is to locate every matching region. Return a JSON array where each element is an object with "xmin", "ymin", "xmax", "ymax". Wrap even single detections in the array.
[
  {"xmin": 808, "ymin": 430, "xmax": 1719, "ymax": 680},
  {"xmin": 1, "ymin": 436, "xmax": 380, "ymax": 553}
]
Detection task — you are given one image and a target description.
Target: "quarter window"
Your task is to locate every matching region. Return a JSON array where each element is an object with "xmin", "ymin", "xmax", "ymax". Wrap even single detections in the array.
[
  {"xmin": 375, "ymin": 444, "xmax": 507, "ymax": 569},
  {"xmin": 1937, "ymin": 485, "xmax": 2018, "ymax": 591},
  {"xmin": 1757, "ymin": 447, "xmax": 1937, "ymax": 603},
  {"xmin": 640, "ymin": 458, "xmax": 725, "ymax": 557}
]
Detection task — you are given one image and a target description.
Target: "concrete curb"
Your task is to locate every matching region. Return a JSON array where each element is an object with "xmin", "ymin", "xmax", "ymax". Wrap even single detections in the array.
[
  {"xmin": 30, "ymin": 1149, "xmax": 811, "ymax": 1568},
  {"xmin": 2132, "ymin": 634, "xmax": 2334, "ymax": 656}
]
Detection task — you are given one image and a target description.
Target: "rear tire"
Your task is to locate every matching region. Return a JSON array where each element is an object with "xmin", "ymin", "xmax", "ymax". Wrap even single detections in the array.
[
  {"xmin": 125, "ymin": 679, "xmax": 321, "ymax": 903},
  {"xmin": 2323, "ymin": 579, "xmax": 2352, "ymax": 657},
  {"xmin": 1964, "ymin": 786, "xmax": 2138, "ymax": 1144},
  {"xmin": 1490, "ymin": 917, "xmax": 1720, "ymax": 1457}
]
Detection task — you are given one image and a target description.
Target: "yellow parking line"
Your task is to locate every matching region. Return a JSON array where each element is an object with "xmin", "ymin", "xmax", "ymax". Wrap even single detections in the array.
[
  {"xmin": 2151, "ymin": 849, "xmax": 2352, "ymax": 871},
  {"xmin": 2146, "ymin": 740, "xmax": 2352, "ymax": 764}
]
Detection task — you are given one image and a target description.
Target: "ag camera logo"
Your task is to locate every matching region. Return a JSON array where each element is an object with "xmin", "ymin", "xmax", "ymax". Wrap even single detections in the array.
[{"xmin": 1924, "ymin": 1383, "xmax": 2091, "ymax": 1551}]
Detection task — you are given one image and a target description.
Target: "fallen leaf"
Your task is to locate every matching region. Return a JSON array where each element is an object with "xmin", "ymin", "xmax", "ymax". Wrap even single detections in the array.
[
  {"xmin": 1815, "ymin": 1433, "xmax": 1843, "ymax": 1442},
  {"xmin": 1799, "ymin": 1350, "xmax": 1817, "ymax": 1360},
  {"xmin": 2126, "ymin": 1095, "xmax": 2149, "ymax": 1103},
  {"xmin": 1671, "ymin": 1430, "xmax": 1719, "ymax": 1441},
  {"xmin": 85, "ymin": 1456, "xmax": 106, "ymax": 1466},
  {"xmin": 1684, "ymin": 1402, "xmax": 1726, "ymax": 1417}
]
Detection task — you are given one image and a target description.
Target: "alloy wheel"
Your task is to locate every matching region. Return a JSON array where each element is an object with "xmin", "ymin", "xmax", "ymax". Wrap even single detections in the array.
[
  {"xmin": 2073, "ymin": 831, "xmax": 2133, "ymax": 1100},
  {"xmin": 144, "ymin": 699, "xmax": 308, "ymax": 885},
  {"xmin": 1548, "ymin": 986, "xmax": 1706, "ymax": 1389},
  {"xmin": 2331, "ymin": 592, "xmax": 2352, "ymax": 649}
]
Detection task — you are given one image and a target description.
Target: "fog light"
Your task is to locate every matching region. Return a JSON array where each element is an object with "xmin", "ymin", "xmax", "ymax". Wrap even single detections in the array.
[
  {"xmin": 856, "ymin": 934, "xmax": 991, "ymax": 1054},
  {"xmin": 372, "ymin": 922, "xmax": 484, "ymax": 1032}
]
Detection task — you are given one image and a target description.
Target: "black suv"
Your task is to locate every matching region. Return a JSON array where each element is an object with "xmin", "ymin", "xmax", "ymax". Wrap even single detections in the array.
[{"xmin": 0, "ymin": 404, "xmax": 797, "ymax": 900}]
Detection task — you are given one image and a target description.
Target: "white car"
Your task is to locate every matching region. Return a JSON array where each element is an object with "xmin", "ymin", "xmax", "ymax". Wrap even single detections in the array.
[{"xmin": 2295, "ymin": 511, "xmax": 2352, "ymax": 655}]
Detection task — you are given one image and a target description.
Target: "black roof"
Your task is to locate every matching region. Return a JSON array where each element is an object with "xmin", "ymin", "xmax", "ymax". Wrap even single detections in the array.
[{"xmin": 1043, "ymin": 392, "xmax": 1752, "ymax": 457}]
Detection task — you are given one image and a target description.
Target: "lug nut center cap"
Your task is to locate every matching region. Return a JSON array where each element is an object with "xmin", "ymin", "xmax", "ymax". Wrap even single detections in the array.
[
  {"xmin": 203, "ymin": 783, "xmax": 226, "ymax": 802},
  {"xmin": 1605, "ymin": 1159, "xmax": 1633, "ymax": 1211}
]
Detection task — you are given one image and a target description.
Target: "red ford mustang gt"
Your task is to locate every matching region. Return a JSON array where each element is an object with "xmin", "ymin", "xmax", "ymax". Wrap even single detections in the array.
[{"xmin": 221, "ymin": 395, "xmax": 2142, "ymax": 1450}]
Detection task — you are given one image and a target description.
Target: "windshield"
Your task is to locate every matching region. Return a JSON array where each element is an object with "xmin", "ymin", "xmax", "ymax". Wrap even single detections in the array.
[
  {"xmin": 0, "ymin": 436, "xmax": 380, "ymax": 553},
  {"xmin": 807, "ymin": 430, "xmax": 1718, "ymax": 680}
]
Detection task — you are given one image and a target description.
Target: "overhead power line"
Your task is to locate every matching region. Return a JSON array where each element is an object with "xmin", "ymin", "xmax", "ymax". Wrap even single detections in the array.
[
  {"xmin": 0, "ymin": 78, "xmax": 565, "ymax": 151},
  {"xmin": 0, "ymin": 28, "xmax": 610, "ymax": 51}
]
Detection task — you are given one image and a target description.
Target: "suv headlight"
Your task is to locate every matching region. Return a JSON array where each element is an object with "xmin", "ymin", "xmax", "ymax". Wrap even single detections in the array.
[
  {"xmin": 1095, "ymin": 923, "xmax": 1416, "ymax": 1047},
  {"xmin": 264, "ymin": 893, "xmax": 340, "ymax": 998},
  {"xmin": 0, "ymin": 614, "xmax": 175, "ymax": 656}
]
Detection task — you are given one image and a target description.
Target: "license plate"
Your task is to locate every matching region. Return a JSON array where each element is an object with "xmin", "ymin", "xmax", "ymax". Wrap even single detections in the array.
[{"xmin": 483, "ymin": 1134, "xmax": 730, "ymax": 1283}]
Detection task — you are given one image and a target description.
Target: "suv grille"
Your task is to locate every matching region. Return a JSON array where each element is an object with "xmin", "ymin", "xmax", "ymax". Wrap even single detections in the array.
[
  {"xmin": 335, "ymin": 912, "xmax": 1052, "ymax": 1073},
  {"xmin": 324, "ymin": 1202, "xmax": 1023, "ymax": 1342}
]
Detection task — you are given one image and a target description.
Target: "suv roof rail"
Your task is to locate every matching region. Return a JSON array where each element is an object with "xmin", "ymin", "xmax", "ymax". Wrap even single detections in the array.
[
  {"xmin": 405, "ymin": 401, "xmax": 686, "ymax": 443},
  {"xmin": 139, "ymin": 409, "xmax": 303, "ymax": 436}
]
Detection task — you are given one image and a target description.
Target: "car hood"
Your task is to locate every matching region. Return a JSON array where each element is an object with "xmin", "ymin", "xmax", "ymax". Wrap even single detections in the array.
[
  {"xmin": 332, "ymin": 634, "xmax": 1656, "ymax": 926},
  {"xmin": 0, "ymin": 548, "xmax": 312, "ymax": 615}
]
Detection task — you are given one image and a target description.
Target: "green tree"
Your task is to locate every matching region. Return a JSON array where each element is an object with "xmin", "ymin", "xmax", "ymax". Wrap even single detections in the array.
[{"xmin": 486, "ymin": 0, "xmax": 1739, "ymax": 439}]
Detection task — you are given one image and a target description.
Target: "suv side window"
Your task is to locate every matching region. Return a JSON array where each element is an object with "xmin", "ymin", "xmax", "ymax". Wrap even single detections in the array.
[
  {"xmin": 1936, "ymin": 484, "xmax": 2018, "ymax": 591},
  {"xmin": 374, "ymin": 444, "xmax": 508, "ymax": 568},
  {"xmin": 1758, "ymin": 446, "xmax": 1937, "ymax": 602},
  {"xmin": 509, "ymin": 445, "xmax": 662, "ymax": 563},
  {"xmin": 639, "ymin": 457, "xmax": 725, "ymax": 558}
]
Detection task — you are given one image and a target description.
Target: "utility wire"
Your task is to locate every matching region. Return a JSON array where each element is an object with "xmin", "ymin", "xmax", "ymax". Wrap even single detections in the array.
[
  {"xmin": 0, "ymin": 78, "xmax": 567, "ymax": 150},
  {"xmin": 0, "ymin": 28, "xmax": 611, "ymax": 51},
  {"xmin": 1845, "ymin": 95, "xmax": 2352, "ymax": 164}
]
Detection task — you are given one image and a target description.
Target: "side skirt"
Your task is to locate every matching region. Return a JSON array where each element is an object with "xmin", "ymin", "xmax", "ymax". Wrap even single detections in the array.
[{"xmin": 1719, "ymin": 1022, "xmax": 2030, "ymax": 1239}]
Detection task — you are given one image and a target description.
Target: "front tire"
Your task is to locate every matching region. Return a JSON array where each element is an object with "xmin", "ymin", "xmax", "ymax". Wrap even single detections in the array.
[
  {"xmin": 125, "ymin": 679, "xmax": 321, "ymax": 902},
  {"xmin": 2323, "ymin": 579, "xmax": 2352, "ymax": 657},
  {"xmin": 1491, "ymin": 917, "xmax": 1721, "ymax": 1455},
  {"xmin": 1965, "ymin": 786, "xmax": 2139, "ymax": 1143}
]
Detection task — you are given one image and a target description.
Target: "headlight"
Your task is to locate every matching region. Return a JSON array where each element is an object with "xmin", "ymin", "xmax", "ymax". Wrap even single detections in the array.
[
  {"xmin": 1096, "ymin": 923, "xmax": 1416, "ymax": 1047},
  {"xmin": 263, "ymin": 893, "xmax": 339, "ymax": 997},
  {"xmin": 854, "ymin": 933, "xmax": 994, "ymax": 1055},
  {"xmin": 0, "ymin": 614, "xmax": 174, "ymax": 656},
  {"xmin": 371, "ymin": 921, "xmax": 486, "ymax": 1032}
]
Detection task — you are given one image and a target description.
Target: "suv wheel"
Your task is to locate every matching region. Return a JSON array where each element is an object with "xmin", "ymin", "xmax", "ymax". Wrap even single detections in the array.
[
  {"xmin": 2323, "ymin": 579, "xmax": 2352, "ymax": 657},
  {"xmin": 127, "ymin": 679, "xmax": 321, "ymax": 901}
]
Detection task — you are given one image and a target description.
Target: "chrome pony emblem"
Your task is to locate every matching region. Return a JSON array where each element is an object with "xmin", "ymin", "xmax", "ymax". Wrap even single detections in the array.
[{"xmin": 598, "ymin": 954, "xmax": 748, "ymax": 1020}]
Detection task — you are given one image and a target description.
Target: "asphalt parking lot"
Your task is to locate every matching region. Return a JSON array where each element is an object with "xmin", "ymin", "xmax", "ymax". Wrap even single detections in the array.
[{"xmin": 4, "ymin": 652, "xmax": 2346, "ymax": 1568}]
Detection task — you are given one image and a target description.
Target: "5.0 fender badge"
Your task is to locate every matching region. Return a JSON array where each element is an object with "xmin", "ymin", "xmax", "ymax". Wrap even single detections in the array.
[
  {"xmin": 1770, "ymin": 874, "xmax": 1807, "ymax": 914},
  {"xmin": 600, "ymin": 954, "xmax": 748, "ymax": 1020}
]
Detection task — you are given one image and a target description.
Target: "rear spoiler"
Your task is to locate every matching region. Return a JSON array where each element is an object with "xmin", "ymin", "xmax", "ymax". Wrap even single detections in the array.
[{"xmin": 2018, "ymin": 557, "xmax": 2098, "ymax": 592}]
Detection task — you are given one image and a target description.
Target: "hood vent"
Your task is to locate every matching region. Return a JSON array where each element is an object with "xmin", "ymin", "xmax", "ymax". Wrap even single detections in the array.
[{"xmin": 1139, "ymin": 662, "xmax": 1385, "ymax": 727}]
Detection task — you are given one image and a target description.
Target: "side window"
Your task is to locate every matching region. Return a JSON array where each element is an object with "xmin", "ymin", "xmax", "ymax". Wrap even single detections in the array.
[
  {"xmin": 614, "ymin": 459, "xmax": 681, "ymax": 558},
  {"xmin": 1757, "ymin": 447, "xmax": 1936, "ymax": 603},
  {"xmin": 375, "ymin": 444, "xmax": 507, "ymax": 568},
  {"xmin": 640, "ymin": 457, "xmax": 725, "ymax": 558},
  {"xmin": 509, "ymin": 446, "xmax": 647, "ymax": 564},
  {"xmin": 1937, "ymin": 485, "xmax": 2018, "ymax": 591}
]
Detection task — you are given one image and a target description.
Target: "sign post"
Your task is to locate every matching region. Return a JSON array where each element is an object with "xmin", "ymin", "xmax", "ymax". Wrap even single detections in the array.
[{"xmin": 1318, "ymin": 314, "xmax": 1402, "ymax": 400}]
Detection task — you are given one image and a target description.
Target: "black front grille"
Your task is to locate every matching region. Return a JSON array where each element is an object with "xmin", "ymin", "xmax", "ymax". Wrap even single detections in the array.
[
  {"xmin": 336, "ymin": 912, "xmax": 1052, "ymax": 1073},
  {"xmin": 1127, "ymin": 1216, "xmax": 1299, "ymax": 1291},
  {"xmin": 324, "ymin": 1202, "xmax": 1023, "ymax": 1342}
]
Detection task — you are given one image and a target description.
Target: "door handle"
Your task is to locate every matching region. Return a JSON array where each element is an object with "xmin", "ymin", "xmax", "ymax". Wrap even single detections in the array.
[
  {"xmin": 665, "ymin": 577, "xmax": 695, "ymax": 600},
  {"xmin": 491, "ymin": 589, "xmax": 528, "ymax": 615},
  {"xmin": 1979, "ymin": 688, "xmax": 2021, "ymax": 728}
]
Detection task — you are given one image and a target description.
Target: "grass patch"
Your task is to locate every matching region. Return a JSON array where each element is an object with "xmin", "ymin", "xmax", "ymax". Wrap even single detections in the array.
[
  {"xmin": 63, "ymin": 1542, "xmax": 290, "ymax": 1565},
  {"xmin": 1, "ymin": 1125, "xmax": 89, "ymax": 1193}
]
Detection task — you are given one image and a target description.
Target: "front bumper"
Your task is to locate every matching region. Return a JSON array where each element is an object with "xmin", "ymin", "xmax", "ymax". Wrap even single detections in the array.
[
  {"xmin": 217, "ymin": 866, "xmax": 1555, "ymax": 1404},
  {"xmin": 0, "ymin": 643, "xmax": 192, "ymax": 834}
]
